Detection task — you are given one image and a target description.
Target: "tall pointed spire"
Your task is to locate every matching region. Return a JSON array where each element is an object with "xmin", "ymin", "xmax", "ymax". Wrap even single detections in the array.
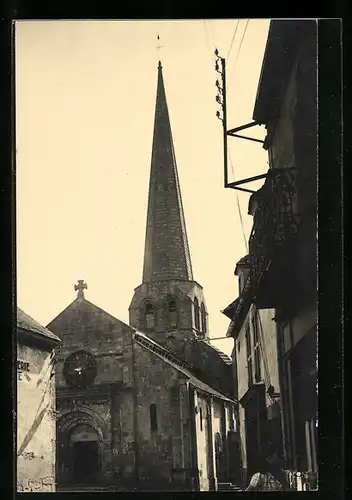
[{"xmin": 142, "ymin": 62, "xmax": 193, "ymax": 283}]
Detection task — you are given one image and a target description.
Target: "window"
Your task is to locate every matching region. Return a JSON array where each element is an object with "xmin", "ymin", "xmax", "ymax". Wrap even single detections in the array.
[
  {"xmin": 252, "ymin": 311, "xmax": 262, "ymax": 382},
  {"xmin": 194, "ymin": 297, "xmax": 200, "ymax": 330},
  {"xmin": 170, "ymin": 386, "xmax": 179, "ymax": 402},
  {"xmin": 245, "ymin": 323, "xmax": 253, "ymax": 386},
  {"xmin": 145, "ymin": 302, "xmax": 155, "ymax": 329},
  {"xmin": 150, "ymin": 404, "xmax": 158, "ymax": 432},
  {"xmin": 237, "ymin": 340, "xmax": 241, "ymax": 353},
  {"xmin": 201, "ymin": 303, "xmax": 207, "ymax": 333},
  {"xmin": 239, "ymin": 274, "xmax": 244, "ymax": 294},
  {"xmin": 199, "ymin": 407, "xmax": 203, "ymax": 431},
  {"xmin": 167, "ymin": 298, "xmax": 177, "ymax": 328}
]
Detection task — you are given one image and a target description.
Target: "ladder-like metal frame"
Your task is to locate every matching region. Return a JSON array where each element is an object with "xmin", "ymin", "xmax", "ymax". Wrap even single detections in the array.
[{"xmin": 215, "ymin": 50, "xmax": 267, "ymax": 194}]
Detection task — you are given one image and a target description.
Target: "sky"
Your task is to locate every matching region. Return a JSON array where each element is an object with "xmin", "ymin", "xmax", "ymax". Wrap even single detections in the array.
[{"xmin": 16, "ymin": 19, "xmax": 270, "ymax": 356}]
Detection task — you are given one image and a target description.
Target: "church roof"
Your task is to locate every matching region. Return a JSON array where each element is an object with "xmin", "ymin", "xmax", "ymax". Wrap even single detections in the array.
[
  {"xmin": 134, "ymin": 330, "xmax": 236, "ymax": 403},
  {"xmin": 142, "ymin": 61, "xmax": 193, "ymax": 283},
  {"xmin": 199, "ymin": 340, "xmax": 232, "ymax": 365},
  {"xmin": 17, "ymin": 307, "xmax": 61, "ymax": 343}
]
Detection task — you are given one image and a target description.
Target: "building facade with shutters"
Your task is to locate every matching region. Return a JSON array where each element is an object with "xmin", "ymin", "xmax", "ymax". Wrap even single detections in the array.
[
  {"xmin": 223, "ymin": 19, "xmax": 318, "ymax": 490},
  {"xmin": 46, "ymin": 61, "xmax": 241, "ymax": 492}
]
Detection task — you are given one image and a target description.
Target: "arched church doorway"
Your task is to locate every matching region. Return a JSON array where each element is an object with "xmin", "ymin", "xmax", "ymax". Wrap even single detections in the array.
[{"xmin": 69, "ymin": 424, "xmax": 100, "ymax": 484}]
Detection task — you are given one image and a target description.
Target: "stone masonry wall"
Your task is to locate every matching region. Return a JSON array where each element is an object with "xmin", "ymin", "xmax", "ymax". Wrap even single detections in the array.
[
  {"xmin": 49, "ymin": 299, "xmax": 136, "ymax": 488},
  {"xmin": 132, "ymin": 341, "xmax": 192, "ymax": 490},
  {"xmin": 129, "ymin": 280, "xmax": 207, "ymax": 342},
  {"xmin": 49, "ymin": 299, "xmax": 135, "ymax": 390}
]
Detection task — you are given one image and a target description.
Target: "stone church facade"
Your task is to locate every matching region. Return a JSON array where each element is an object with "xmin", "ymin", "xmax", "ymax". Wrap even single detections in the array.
[{"xmin": 47, "ymin": 61, "xmax": 240, "ymax": 491}]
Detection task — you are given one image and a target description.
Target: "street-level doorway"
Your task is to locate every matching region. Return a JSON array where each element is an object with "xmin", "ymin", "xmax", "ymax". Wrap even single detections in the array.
[{"xmin": 69, "ymin": 424, "xmax": 100, "ymax": 484}]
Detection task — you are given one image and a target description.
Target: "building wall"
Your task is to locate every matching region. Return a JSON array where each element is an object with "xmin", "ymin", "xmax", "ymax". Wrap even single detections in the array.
[
  {"xmin": 234, "ymin": 305, "xmax": 280, "ymax": 473},
  {"xmin": 132, "ymin": 342, "xmax": 193, "ymax": 490},
  {"xmin": 268, "ymin": 60, "xmax": 298, "ymax": 170},
  {"xmin": 267, "ymin": 22, "xmax": 317, "ymax": 309},
  {"xmin": 193, "ymin": 392, "xmax": 211, "ymax": 491},
  {"xmin": 235, "ymin": 307, "xmax": 278, "ymax": 400},
  {"xmin": 17, "ymin": 342, "xmax": 57, "ymax": 492},
  {"xmin": 264, "ymin": 22, "xmax": 317, "ymax": 473},
  {"xmin": 50, "ymin": 299, "xmax": 134, "ymax": 391},
  {"xmin": 184, "ymin": 341, "xmax": 234, "ymax": 398},
  {"xmin": 192, "ymin": 392, "xmax": 238, "ymax": 491},
  {"xmin": 130, "ymin": 280, "xmax": 232, "ymax": 398},
  {"xmin": 49, "ymin": 297, "xmax": 236, "ymax": 491},
  {"xmin": 50, "ymin": 299, "xmax": 136, "ymax": 488}
]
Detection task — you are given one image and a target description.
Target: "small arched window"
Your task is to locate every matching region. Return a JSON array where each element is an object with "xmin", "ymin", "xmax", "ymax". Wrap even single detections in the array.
[
  {"xmin": 150, "ymin": 404, "xmax": 158, "ymax": 432},
  {"xmin": 201, "ymin": 303, "xmax": 207, "ymax": 333},
  {"xmin": 194, "ymin": 297, "xmax": 200, "ymax": 331},
  {"xmin": 168, "ymin": 298, "xmax": 177, "ymax": 328},
  {"xmin": 145, "ymin": 302, "xmax": 155, "ymax": 330}
]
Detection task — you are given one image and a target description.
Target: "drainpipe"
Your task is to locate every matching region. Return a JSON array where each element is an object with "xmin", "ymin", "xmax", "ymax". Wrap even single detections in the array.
[
  {"xmin": 276, "ymin": 320, "xmax": 289, "ymax": 467},
  {"xmin": 207, "ymin": 396, "xmax": 217, "ymax": 491},
  {"xmin": 188, "ymin": 386, "xmax": 199, "ymax": 491},
  {"xmin": 179, "ymin": 380, "xmax": 185, "ymax": 470},
  {"xmin": 131, "ymin": 332, "xmax": 140, "ymax": 488}
]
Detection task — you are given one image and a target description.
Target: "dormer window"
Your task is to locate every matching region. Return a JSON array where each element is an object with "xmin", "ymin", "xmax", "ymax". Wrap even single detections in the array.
[
  {"xmin": 194, "ymin": 297, "xmax": 200, "ymax": 331},
  {"xmin": 235, "ymin": 255, "xmax": 250, "ymax": 295},
  {"xmin": 167, "ymin": 298, "xmax": 177, "ymax": 328},
  {"xmin": 145, "ymin": 302, "xmax": 155, "ymax": 330},
  {"xmin": 201, "ymin": 303, "xmax": 207, "ymax": 334}
]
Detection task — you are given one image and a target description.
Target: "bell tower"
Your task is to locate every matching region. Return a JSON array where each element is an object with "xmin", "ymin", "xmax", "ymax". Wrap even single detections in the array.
[{"xmin": 129, "ymin": 61, "xmax": 208, "ymax": 356}]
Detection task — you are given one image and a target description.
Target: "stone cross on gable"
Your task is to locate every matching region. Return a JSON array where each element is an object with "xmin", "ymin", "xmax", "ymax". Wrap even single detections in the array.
[{"xmin": 74, "ymin": 280, "xmax": 87, "ymax": 299}]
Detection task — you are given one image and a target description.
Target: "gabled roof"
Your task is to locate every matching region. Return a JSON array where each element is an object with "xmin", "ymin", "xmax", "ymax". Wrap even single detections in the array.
[
  {"xmin": 222, "ymin": 298, "xmax": 240, "ymax": 320},
  {"xmin": 199, "ymin": 339, "xmax": 232, "ymax": 365},
  {"xmin": 134, "ymin": 330, "xmax": 236, "ymax": 404},
  {"xmin": 46, "ymin": 297, "xmax": 132, "ymax": 332},
  {"xmin": 235, "ymin": 255, "xmax": 250, "ymax": 276},
  {"xmin": 17, "ymin": 307, "xmax": 61, "ymax": 343}
]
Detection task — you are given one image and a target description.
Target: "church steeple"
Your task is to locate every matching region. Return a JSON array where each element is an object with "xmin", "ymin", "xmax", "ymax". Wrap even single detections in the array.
[
  {"xmin": 142, "ymin": 61, "xmax": 193, "ymax": 283},
  {"xmin": 129, "ymin": 61, "xmax": 209, "ymax": 350}
]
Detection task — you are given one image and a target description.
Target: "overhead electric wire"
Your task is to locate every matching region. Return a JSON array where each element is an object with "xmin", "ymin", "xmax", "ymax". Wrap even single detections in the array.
[
  {"xmin": 203, "ymin": 19, "xmax": 212, "ymax": 52},
  {"xmin": 226, "ymin": 20, "xmax": 240, "ymax": 62},
  {"xmin": 229, "ymin": 19, "xmax": 250, "ymax": 84},
  {"xmin": 205, "ymin": 19, "xmax": 216, "ymax": 52},
  {"xmin": 228, "ymin": 151, "xmax": 249, "ymax": 254}
]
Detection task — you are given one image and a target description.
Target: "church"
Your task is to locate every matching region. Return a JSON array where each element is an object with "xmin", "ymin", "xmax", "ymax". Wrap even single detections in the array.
[{"xmin": 47, "ymin": 61, "xmax": 240, "ymax": 492}]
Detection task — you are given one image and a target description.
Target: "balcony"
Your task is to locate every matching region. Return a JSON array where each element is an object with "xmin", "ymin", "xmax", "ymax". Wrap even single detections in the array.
[
  {"xmin": 248, "ymin": 167, "xmax": 299, "ymax": 310},
  {"xmin": 224, "ymin": 167, "xmax": 299, "ymax": 337}
]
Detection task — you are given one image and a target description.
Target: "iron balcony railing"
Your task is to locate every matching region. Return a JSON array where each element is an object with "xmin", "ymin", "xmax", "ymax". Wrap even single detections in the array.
[
  {"xmin": 226, "ymin": 167, "xmax": 299, "ymax": 335},
  {"xmin": 249, "ymin": 167, "xmax": 299, "ymax": 290}
]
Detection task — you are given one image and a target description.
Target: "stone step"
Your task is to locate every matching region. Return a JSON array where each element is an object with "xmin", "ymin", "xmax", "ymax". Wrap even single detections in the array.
[
  {"xmin": 217, "ymin": 482, "xmax": 242, "ymax": 491},
  {"xmin": 58, "ymin": 486, "xmax": 112, "ymax": 492}
]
